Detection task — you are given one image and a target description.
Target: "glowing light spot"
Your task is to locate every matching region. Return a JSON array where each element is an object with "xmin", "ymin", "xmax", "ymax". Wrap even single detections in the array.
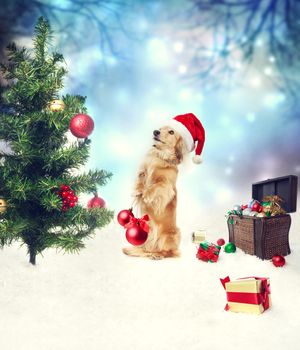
[
  {"xmin": 51, "ymin": 0, "xmax": 72, "ymax": 9},
  {"xmin": 147, "ymin": 39, "xmax": 169, "ymax": 66},
  {"xmin": 246, "ymin": 112, "xmax": 256, "ymax": 122},
  {"xmin": 264, "ymin": 67, "xmax": 272, "ymax": 76},
  {"xmin": 179, "ymin": 89, "xmax": 191, "ymax": 101},
  {"xmin": 264, "ymin": 93, "xmax": 286, "ymax": 108},
  {"xmin": 250, "ymin": 76, "xmax": 262, "ymax": 87},
  {"xmin": 255, "ymin": 38, "xmax": 263, "ymax": 47},
  {"xmin": 235, "ymin": 62, "xmax": 242, "ymax": 69},
  {"xmin": 269, "ymin": 56, "xmax": 276, "ymax": 63},
  {"xmin": 202, "ymin": 50, "xmax": 214, "ymax": 57},
  {"xmin": 146, "ymin": 109, "xmax": 167, "ymax": 121},
  {"xmin": 225, "ymin": 167, "xmax": 233, "ymax": 175},
  {"xmin": 136, "ymin": 18, "xmax": 148, "ymax": 31},
  {"xmin": 216, "ymin": 188, "xmax": 232, "ymax": 204},
  {"xmin": 107, "ymin": 56, "xmax": 117, "ymax": 66},
  {"xmin": 173, "ymin": 42, "xmax": 184, "ymax": 53},
  {"xmin": 178, "ymin": 65, "xmax": 187, "ymax": 74}
]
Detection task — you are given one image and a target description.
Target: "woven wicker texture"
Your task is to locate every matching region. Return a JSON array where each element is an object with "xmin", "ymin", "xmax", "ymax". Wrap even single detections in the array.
[
  {"xmin": 263, "ymin": 215, "xmax": 291, "ymax": 259},
  {"xmin": 229, "ymin": 216, "xmax": 255, "ymax": 255},
  {"xmin": 227, "ymin": 214, "xmax": 291, "ymax": 259}
]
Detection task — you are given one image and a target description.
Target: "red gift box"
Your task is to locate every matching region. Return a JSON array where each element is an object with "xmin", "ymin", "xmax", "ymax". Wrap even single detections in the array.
[
  {"xmin": 220, "ymin": 276, "xmax": 271, "ymax": 314},
  {"xmin": 196, "ymin": 241, "xmax": 221, "ymax": 263}
]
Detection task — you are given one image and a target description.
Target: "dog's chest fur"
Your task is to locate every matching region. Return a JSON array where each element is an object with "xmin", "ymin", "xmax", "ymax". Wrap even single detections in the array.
[{"xmin": 139, "ymin": 156, "xmax": 178, "ymax": 189}]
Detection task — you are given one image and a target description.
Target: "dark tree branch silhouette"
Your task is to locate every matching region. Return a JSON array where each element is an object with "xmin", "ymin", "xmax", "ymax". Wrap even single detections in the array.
[
  {"xmin": 0, "ymin": 0, "xmax": 135, "ymax": 60},
  {"xmin": 0, "ymin": 0, "xmax": 141, "ymax": 108},
  {"xmin": 183, "ymin": 0, "xmax": 300, "ymax": 103}
]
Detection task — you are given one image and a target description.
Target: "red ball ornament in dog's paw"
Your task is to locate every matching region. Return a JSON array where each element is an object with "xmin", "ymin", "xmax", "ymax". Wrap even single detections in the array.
[
  {"xmin": 70, "ymin": 113, "xmax": 94, "ymax": 138},
  {"xmin": 117, "ymin": 208, "xmax": 134, "ymax": 226},
  {"xmin": 88, "ymin": 194, "xmax": 106, "ymax": 209},
  {"xmin": 125, "ymin": 224, "xmax": 148, "ymax": 246},
  {"xmin": 272, "ymin": 254, "xmax": 286, "ymax": 267}
]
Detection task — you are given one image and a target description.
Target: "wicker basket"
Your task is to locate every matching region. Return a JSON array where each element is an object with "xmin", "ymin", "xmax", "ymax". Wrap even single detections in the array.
[{"xmin": 228, "ymin": 214, "xmax": 291, "ymax": 260}]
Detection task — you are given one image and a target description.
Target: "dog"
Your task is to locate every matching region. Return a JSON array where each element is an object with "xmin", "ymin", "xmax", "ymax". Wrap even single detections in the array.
[
  {"xmin": 122, "ymin": 126, "xmax": 187, "ymax": 260},
  {"xmin": 122, "ymin": 113, "xmax": 205, "ymax": 260}
]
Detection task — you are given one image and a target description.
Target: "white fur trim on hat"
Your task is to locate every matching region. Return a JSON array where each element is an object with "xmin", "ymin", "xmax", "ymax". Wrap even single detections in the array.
[
  {"xmin": 193, "ymin": 154, "xmax": 203, "ymax": 164},
  {"xmin": 165, "ymin": 119, "xmax": 195, "ymax": 152}
]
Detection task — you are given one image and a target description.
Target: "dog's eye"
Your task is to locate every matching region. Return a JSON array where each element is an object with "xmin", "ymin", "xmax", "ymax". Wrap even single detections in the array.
[{"xmin": 169, "ymin": 130, "xmax": 174, "ymax": 135}]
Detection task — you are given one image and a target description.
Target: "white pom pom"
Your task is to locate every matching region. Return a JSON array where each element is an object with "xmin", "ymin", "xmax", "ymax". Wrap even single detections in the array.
[{"xmin": 192, "ymin": 155, "xmax": 203, "ymax": 164}]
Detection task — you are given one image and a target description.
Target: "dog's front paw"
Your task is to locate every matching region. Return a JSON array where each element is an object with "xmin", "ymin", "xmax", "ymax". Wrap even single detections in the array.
[
  {"xmin": 142, "ymin": 189, "xmax": 155, "ymax": 205},
  {"xmin": 149, "ymin": 253, "xmax": 164, "ymax": 260}
]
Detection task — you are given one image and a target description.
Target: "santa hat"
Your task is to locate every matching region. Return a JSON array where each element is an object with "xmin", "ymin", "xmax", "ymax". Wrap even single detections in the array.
[{"xmin": 166, "ymin": 113, "xmax": 205, "ymax": 164}]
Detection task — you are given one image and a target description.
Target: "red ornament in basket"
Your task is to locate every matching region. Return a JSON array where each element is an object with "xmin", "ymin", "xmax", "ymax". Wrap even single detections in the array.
[{"xmin": 196, "ymin": 241, "xmax": 221, "ymax": 263}]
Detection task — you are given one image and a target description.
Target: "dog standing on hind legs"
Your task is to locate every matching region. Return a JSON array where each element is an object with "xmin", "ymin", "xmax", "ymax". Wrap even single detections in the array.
[{"xmin": 123, "ymin": 113, "xmax": 205, "ymax": 260}]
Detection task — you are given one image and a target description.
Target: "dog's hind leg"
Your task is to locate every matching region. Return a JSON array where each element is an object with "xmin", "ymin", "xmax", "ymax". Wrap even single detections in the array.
[
  {"xmin": 122, "ymin": 246, "xmax": 147, "ymax": 257},
  {"xmin": 122, "ymin": 246, "xmax": 165, "ymax": 259}
]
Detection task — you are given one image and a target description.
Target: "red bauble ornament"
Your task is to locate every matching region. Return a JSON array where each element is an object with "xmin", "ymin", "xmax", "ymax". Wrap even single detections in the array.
[
  {"xmin": 241, "ymin": 204, "xmax": 248, "ymax": 210},
  {"xmin": 272, "ymin": 255, "xmax": 286, "ymax": 267},
  {"xmin": 125, "ymin": 224, "xmax": 148, "ymax": 246},
  {"xmin": 117, "ymin": 208, "xmax": 134, "ymax": 226},
  {"xmin": 70, "ymin": 114, "xmax": 94, "ymax": 138},
  {"xmin": 217, "ymin": 238, "xmax": 225, "ymax": 246},
  {"xmin": 88, "ymin": 194, "xmax": 105, "ymax": 208},
  {"xmin": 252, "ymin": 202, "xmax": 262, "ymax": 212}
]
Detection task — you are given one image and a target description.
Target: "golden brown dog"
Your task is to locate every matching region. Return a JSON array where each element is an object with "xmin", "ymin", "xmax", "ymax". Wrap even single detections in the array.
[{"xmin": 122, "ymin": 126, "xmax": 187, "ymax": 260}]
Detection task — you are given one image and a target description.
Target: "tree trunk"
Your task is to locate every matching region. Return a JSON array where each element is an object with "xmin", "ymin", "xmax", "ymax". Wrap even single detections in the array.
[{"xmin": 29, "ymin": 247, "xmax": 36, "ymax": 265}]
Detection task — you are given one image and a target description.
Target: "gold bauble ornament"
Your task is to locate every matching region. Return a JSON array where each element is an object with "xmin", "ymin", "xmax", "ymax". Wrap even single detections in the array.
[
  {"xmin": 0, "ymin": 198, "xmax": 8, "ymax": 213},
  {"xmin": 49, "ymin": 99, "xmax": 65, "ymax": 112}
]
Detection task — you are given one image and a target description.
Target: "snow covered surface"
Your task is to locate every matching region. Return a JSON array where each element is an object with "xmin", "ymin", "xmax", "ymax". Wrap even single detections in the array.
[{"xmin": 1, "ymin": 212, "xmax": 300, "ymax": 350}]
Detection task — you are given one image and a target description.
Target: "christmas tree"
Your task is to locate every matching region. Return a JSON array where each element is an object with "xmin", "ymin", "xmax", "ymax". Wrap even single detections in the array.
[{"xmin": 0, "ymin": 17, "xmax": 114, "ymax": 265}]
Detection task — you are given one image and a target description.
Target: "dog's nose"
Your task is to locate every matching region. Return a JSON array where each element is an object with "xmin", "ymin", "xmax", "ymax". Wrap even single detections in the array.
[{"xmin": 153, "ymin": 130, "xmax": 160, "ymax": 137}]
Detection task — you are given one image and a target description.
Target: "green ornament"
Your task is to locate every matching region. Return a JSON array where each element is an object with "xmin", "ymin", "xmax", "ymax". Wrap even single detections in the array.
[{"xmin": 224, "ymin": 242, "xmax": 236, "ymax": 253}]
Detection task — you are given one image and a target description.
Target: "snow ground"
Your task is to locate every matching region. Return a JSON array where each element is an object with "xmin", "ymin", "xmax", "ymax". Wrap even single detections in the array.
[{"xmin": 1, "ymin": 213, "xmax": 300, "ymax": 350}]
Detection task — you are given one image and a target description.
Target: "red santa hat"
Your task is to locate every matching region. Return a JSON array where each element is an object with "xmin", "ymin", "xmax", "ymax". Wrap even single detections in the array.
[{"xmin": 166, "ymin": 113, "xmax": 205, "ymax": 164}]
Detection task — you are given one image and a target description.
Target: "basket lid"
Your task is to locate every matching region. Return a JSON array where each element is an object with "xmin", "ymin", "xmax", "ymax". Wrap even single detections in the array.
[{"xmin": 252, "ymin": 175, "xmax": 298, "ymax": 213}]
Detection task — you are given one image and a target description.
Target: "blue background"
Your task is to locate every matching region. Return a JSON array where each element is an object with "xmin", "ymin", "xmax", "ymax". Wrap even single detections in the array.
[{"xmin": 3, "ymin": 0, "xmax": 300, "ymax": 215}]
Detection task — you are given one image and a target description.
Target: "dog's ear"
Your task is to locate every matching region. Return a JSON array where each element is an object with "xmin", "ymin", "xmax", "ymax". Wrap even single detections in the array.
[{"xmin": 175, "ymin": 137, "xmax": 185, "ymax": 163}]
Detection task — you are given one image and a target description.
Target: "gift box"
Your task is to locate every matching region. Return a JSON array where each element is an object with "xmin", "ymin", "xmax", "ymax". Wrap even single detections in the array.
[
  {"xmin": 196, "ymin": 241, "xmax": 221, "ymax": 262},
  {"xmin": 220, "ymin": 276, "xmax": 271, "ymax": 314},
  {"xmin": 227, "ymin": 175, "xmax": 298, "ymax": 259},
  {"xmin": 191, "ymin": 230, "xmax": 206, "ymax": 244}
]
